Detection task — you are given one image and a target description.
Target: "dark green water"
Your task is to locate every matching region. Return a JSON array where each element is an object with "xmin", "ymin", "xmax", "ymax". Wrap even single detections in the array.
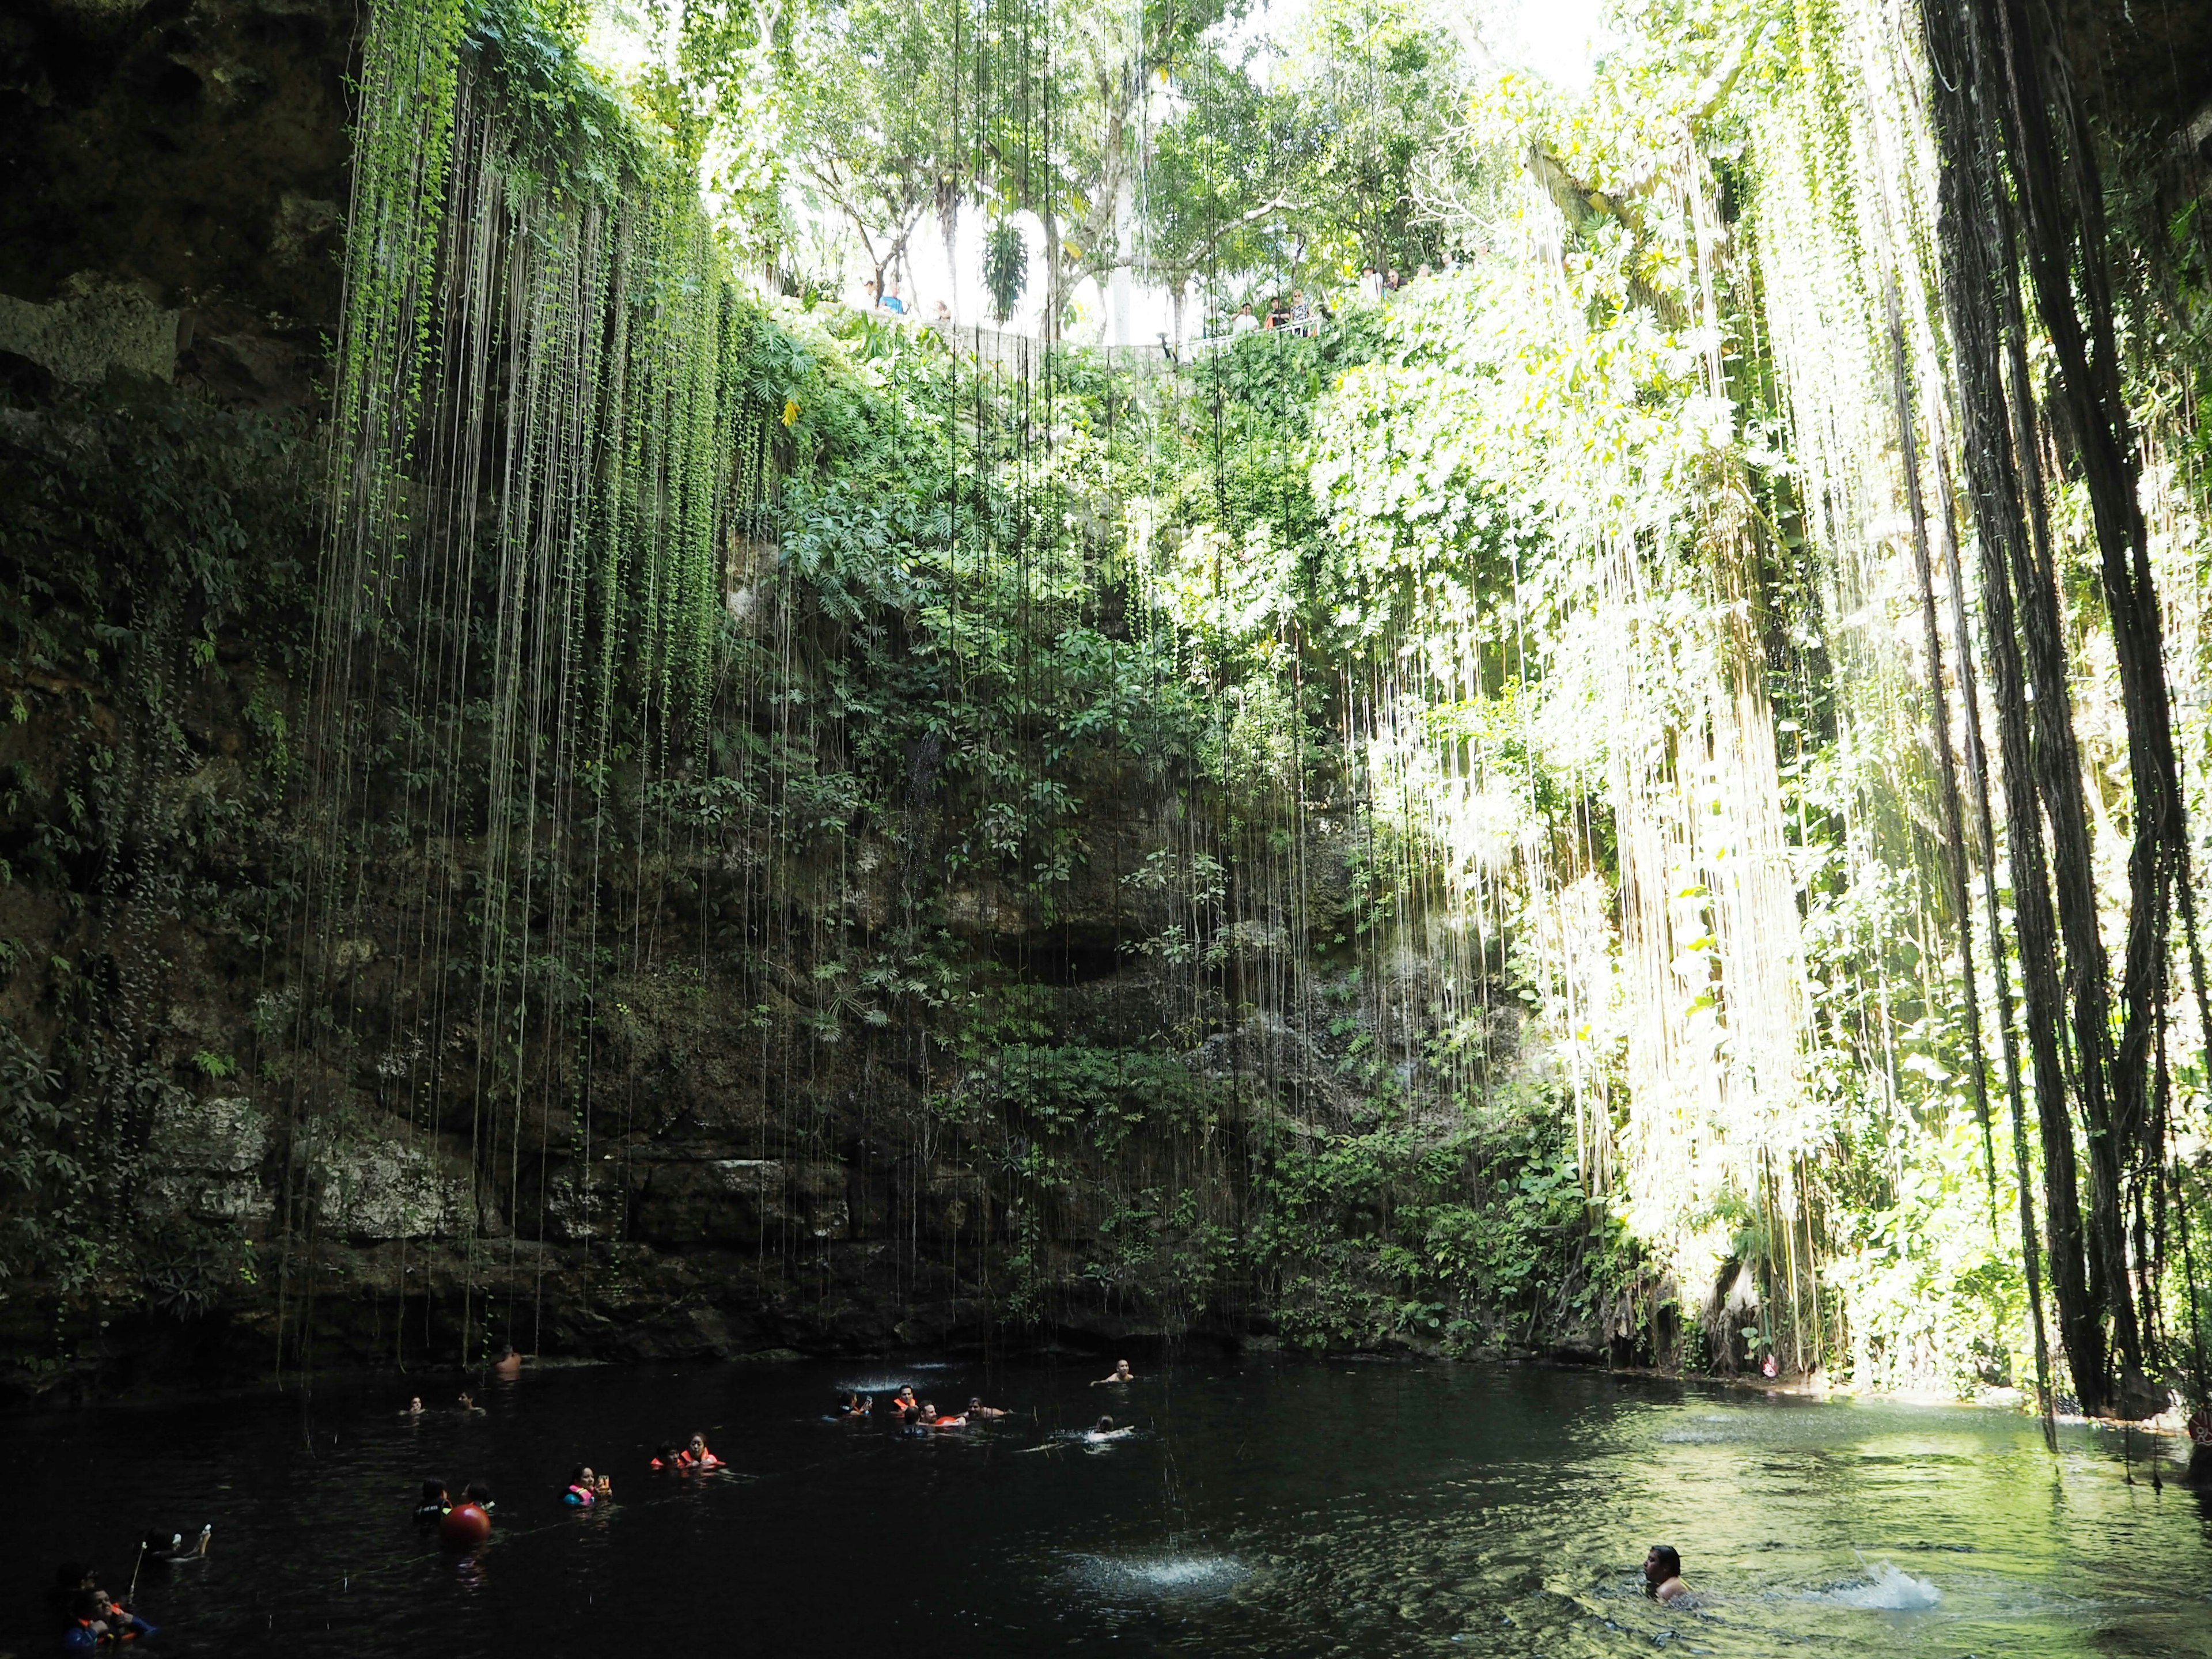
[{"xmin": 4, "ymin": 1357, "xmax": 2206, "ymax": 1656}]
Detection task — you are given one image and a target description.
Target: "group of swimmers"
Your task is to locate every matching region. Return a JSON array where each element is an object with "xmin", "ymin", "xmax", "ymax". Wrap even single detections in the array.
[
  {"xmin": 410, "ymin": 1430, "xmax": 728, "ymax": 1541},
  {"xmin": 834, "ymin": 1358, "xmax": 1138, "ymax": 1437}
]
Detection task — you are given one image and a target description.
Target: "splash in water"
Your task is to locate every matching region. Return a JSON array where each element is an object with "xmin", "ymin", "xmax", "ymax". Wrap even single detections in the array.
[
  {"xmin": 1807, "ymin": 1562, "xmax": 1942, "ymax": 1610},
  {"xmin": 1064, "ymin": 1552, "xmax": 1248, "ymax": 1598}
]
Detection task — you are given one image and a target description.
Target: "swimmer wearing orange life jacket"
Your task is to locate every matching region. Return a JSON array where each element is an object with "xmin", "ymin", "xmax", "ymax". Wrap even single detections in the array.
[
  {"xmin": 889, "ymin": 1385, "xmax": 919, "ymax": 1419},
  {"xmin": 675, "ymin": 1432, "xmax": 723, "ymax": 1469},
  {"xmin": 65, "ymin": 1590, "xmax": 156, "ymax": 1652},
  {"xmin": 920, "ymin": 1402, "xmax": 966, "ymax": 1427}
]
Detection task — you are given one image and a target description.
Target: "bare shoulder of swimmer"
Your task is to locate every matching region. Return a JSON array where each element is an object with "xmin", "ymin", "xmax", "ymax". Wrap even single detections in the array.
[{"xmin": 1656, "ymin": 1578, "xmax": 1689, "ymax": 1603}]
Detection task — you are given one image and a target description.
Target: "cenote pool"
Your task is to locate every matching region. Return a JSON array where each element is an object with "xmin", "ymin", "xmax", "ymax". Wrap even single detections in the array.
[{"xmin": 3, "ymin": 1357, "xmax": 2207, "ymax": 1657}]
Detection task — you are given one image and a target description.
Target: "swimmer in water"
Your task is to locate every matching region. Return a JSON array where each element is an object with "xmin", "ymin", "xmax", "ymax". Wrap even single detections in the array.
[
  {"xmin": 921, "ymin": 1403, "xmax": 965, "ymax": 1427},
  {"xmin": 456, "ymin": 1392, "xmax": 484, "ymax": 1414},
  {"xmin": 1090, "ymin": 1359, "xmax": 1135, "ymax": 1386},
  {"xmin": 461, "ymin": 1481, "xmax": 496, "ymax": 1513},
  {"xmin": 677, "ymin": 1432, "xmax": 724, "ymax": 1469},
  {"xmin": 562, "ymin": 1465, "xmax": 599, "ymax": 1506},
  {"xmin": 967, "ymin": 1396, "xmax": 1010, "ymax": 1419},
  {"xmin": 650, "ymin": 1444, "xmax": 679, "ymax": 1471},
  {"xmin": 1643, "ymin": 1544, "xmax": 1687, "ymax": 1603},
  {"xmin": 493, "ymin": 1347, "xmax": 522, "ymax": 1380},
  {"xmin": 891, "ymin": 1385, "xmax": 919, "ymax": 1418},
  {"xmin": 415, "ymin": 1480, "xmax": 451, "ymax": 1525},
  {"xmin": 65, "ymin": 1591, "xmax": 156, "ymax": 1653},
  {"xmin": 140, "ymin": 1526, "xmax": 212, "ymax": 1564},
  {"xmin": 839, "ymin": 1392, "xmax": 870, "ymax": 1417},
  {"xmin": 405, "ymin": 1395, "xmax": 425, "ymax": 1416}
]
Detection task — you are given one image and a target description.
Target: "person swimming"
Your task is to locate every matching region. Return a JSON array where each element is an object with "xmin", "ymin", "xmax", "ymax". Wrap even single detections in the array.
[
  {"xmin": 404, "ymin": 1395, "xmax": 425, "ymax": 1416},
  {"xmin": 415, "ymin": 1480, "xmax": 451, "ymax": 1525},
  {"xmin": 890, "ymin": 1385, "xmax": 919, "ymax": 1418},
  {"xmin": 838, "ymin": 1392, "xmax": 870, "ymax": 1417},
  {"xmin": 460, "ymin": 1481, "xmax": 496, "ymax": 1513},
  {"xmin": 1090, "ymin": 1359, "xmax": 1135, "ymax": 1386},
  {"xmin": 676, "ymin": 1432, "xmax": 723, "ymax": 1469},
  {"xmin": 64, "ymin": 1590, "xmax": 156, "ymax": 1652},
  {"xmin": 46, "ymin": 1564, "xmax": 97, "ymax": 1626},
  {"xmin": 967, "ymin": 1396, "xmax": 1010, "ymax": 1419},
  {"xmin": 650, "ymin": 1443, "xmax": 680, "ymax": 1471},
  {"xmin": 139, "ymin": 1527, "xmax": 211, "ymax": 1565},
  {"xmin": 456, "ymin": 1392, "xmax": 484, "ymax": 1414},
  {"xmin": 562, "ymin": 1465, "xmax": 599, "ymax": 1506},
  {"xmin": 921, "ymin": 1402, "xmax": 965, "ymax": 1427},
  {"xmin": 493, "ymin": 1347, "xmax": 522, "ymax": 1380},
  {"xmin": 1643, "ymin": 1544, "xmax": 1687, "ymax": 1603}
]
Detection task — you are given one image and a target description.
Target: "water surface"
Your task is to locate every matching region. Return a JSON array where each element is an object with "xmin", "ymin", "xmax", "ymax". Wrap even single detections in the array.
[{"xmin": 5, "ymin": 1356, "xmax": 2206, "ymax": 1656}]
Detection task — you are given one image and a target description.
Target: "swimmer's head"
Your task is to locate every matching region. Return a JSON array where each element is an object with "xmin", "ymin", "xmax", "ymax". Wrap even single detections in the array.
[
  {"xmin": 1096, "ymin": 1416, "xmax": 1115, "ymax": 1433},
  {"xmin": 688, "ymin": 1433, "xmax": 707, "ymax": 1455},
  {"xmin": 571, "ymin": 1465, "xmax": 593, "ymax": 1487},
  {"xmin": 422, "ymin": 1479, "xmax": 448, "ymax": 1501},
  {"xmin": 656, "ymin": 1444, "xmax": 676, "ymax": 1464},
  {"xmin": 1643, "ymin": 1545, "xmax": 1682, "ymax": 1588},
  {"xmin": 969, "ymin": 1397, "xmax": 982, "ymax": 1410},
  {"xmin": 462, "ymin": 1482, "xmax": 492, "ymax": 1505},
  {"xmin": 73, "ymin": 1591, "xmax": 109, "ymax": 1624}
]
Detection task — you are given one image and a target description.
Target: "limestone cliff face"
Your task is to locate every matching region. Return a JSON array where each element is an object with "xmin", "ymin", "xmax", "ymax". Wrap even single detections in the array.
[
  {"xmin": 0, "ymin": 0, "xmax": 1276, "ymax": 1391},
  {"xmin": 0, "ymin": 0, "xmax": 349, "ymax": 407}
]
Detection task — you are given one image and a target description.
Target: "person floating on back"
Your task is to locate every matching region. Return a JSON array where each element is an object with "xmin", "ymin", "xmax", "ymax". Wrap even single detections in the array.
[
  {"xmin": 676, "ymin": 1432, "xmax": 723, "ymax": 1469},
  {"xmin": 415, "ymin": 1480, "xmax": 450, "ymax": 1527},
  {"xmin": 140, "ymin": 1525, "xmax": 212, "ymax": 1565},
  {"xmin": 1091, "ymin": 1359, "xmax": 1134, "ymax": 1386},
  {"xmin": 967, "ymin": 1396, "xmax": 1009, "ymax": 1419},
  {"xmin": 1643, "ymin": 1544, "xmax": 1687, "ymax": 1603},
  {"xmin": 65, "ymin": 1590, "xmax": 156, "ymax": 1651}
]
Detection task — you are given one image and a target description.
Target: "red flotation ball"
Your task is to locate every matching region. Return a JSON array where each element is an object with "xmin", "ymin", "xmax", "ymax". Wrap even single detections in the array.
[{"xmin": 440, "ymin": 1502, "xmax": 491, "ymax": 1548}]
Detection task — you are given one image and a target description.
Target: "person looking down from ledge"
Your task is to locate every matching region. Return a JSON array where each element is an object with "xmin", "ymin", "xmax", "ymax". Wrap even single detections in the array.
[
  {"xmin": 1091, "ymin": 1359, "xmax": 1134, "ymax": 1386},
  {"xmin": 1643, "ymin": 1544, "xmax": 1687, "ymax": 1603}
]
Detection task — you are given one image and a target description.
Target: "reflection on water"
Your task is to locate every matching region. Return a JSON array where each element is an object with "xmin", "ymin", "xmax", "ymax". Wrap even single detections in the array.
[{"xmin": 0, "ymin": 1357, "xmax": 2205, "ymax": 1657}]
